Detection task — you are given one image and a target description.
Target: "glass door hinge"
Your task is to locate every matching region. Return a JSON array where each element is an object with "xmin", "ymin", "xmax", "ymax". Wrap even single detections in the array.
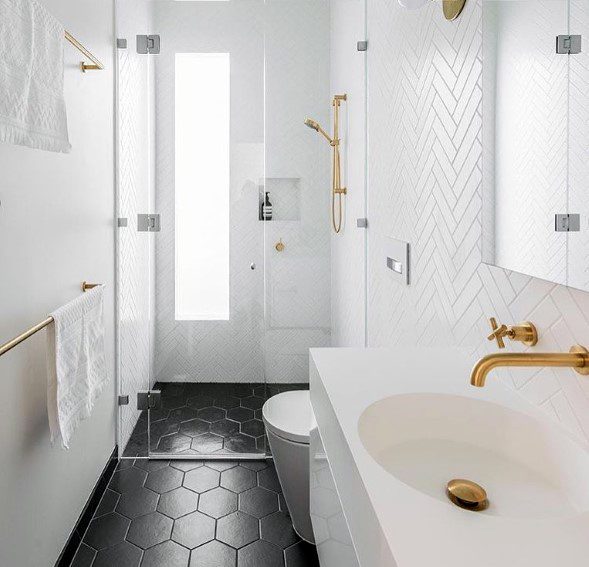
[
  {"xmin": 357, "ymin": 41, "xmax": 368, "ymax": 52},
  {"xmin": 556, "ymin": 35, "xmax": 582, "ymax": 54},
  {"xmin": 137, "ymin": 35, "xmax": 161, "ymax": 54},
  {"xmin": 138, "ymin": 214, "xmax": 161, "ymax": 232},
  {"xmin": 555, "ymin": 213, "xmax": 581, "ymax": 232},
  {"xmin": 137, "ymin": 391, "xmax": 162, "ymax": 411},
  {"xmin": 118, "ymin": 395, "xmax": 129, "ymax": 406}
]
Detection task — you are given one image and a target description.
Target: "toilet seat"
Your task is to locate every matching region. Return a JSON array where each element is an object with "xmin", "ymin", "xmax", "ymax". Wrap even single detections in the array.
[{"xmin": 262, "ymin": 390, "xmax": 312, "ymax": 444}]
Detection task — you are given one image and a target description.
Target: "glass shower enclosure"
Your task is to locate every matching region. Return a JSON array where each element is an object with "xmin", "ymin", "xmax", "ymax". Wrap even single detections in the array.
[{"xmin": 115, "ymin": 0, "xmax": 331, "ymax": 460}]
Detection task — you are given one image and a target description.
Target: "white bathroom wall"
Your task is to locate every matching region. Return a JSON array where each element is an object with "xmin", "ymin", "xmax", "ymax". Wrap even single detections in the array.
[
  {"xmin": 355, "ymin": 0, "xmax": 589, "ymax": 441},
  {"xmin": 0, "ymin": 0, "xmax": 116, "ymax": 565},
  {"xmin": 330, "ymin": 0, "xmax": 367, "ymax": 347}
]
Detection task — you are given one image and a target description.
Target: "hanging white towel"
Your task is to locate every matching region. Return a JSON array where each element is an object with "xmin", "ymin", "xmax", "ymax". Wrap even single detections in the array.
[
  {"xmin": 46, "ymin": 286, "xmax": 108, "ymax": 449},
  {"xmin": 0, "ymin": 0, "xmax": 71, "ymax": 152}
]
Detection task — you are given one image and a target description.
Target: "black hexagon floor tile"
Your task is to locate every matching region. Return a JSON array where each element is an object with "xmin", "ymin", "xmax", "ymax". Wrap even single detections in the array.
[
  {"xmin": 216, "ymin": 511, "xmax": 259, "ymax": 549},
  {"xmin": 261, "ymin": 512, "xmax": 299, "ymax": 548},
  {"xmin": 70, "ymin": 543, "xmax": 95, "ymax": 567},
  {"xmin": 258, "ymin": 466, "xmax": 282, "ymax": 493},
  {"xmin": 116, "ymin": 487, "xmax": 159, "ymax": 518},
  {"xmin": 141, "ymin": 540, "xmax": 190, "ymax": 567},
  {"xmin": 198, "ymin": 487, "xmax": 238, "ymax": 519},
  {"xmin": 197, "ymin": 406, "xmax": 226, "ymax": 423},
  {"xmin": 210, "ymin": 418, "xmax": 240, "ymax": 437},
  {"xmin": 83, "ymin": 512, "xmax": 130, "ymax": 550},
  {"xmin": 126, "ymin": 511, "xmax": 173, "ymax": 549},
  {"xmin": 144, "ymin": 466, "xmax": 184, "ymax": 493},
  {"xmin": 156, "ymin": 433, "xmax": 192, "ymax": 453},
  {"xmin": 241, "ymin": 396, "xmax": 265, "ymax": 410},
  {"xmin": 241, "ymin": 419, "xmax": 266, "ymax": 438},
  {"xmin": 189, "ymin": 540, "xmax": 236, "ymax": 567},
  {"xmin": 71, "ymin": 459, "xmax": 315, "ymax": 567},
  {"xmin": 238, "ymin": 539, "xmax": 283, "ymax": 567},
  {"xmin": 214, "ymin": 396, "xmax": 241, "ymax": 410},
  {"xmin": 239, "ymin": 486, "xmax": 279, "ymax": 519},
  {"xmin": 134, "ymin": 459, "xmax": 170, "ymax": 472},
  {"xmin": 226, "ymin": 407, "xmax": 254, "ymax": 423},
  {"xmin": 191, "ymin": 432, "xmax": 224, "ymax": 453},
  {"xmin": 183, "ymin": 466, "xmax": 220, "ymax": 493},
  {"xmin": 109, "ymin": 467, "xmax": 147, "ymax": 494},
  {"xmin": 220, "ymin": 465, "xmax": 257, "ymax": 493},
  {"xmin": 224, "ymin": 434, "xmax": 258, "ymax": 454},
  {"xmin": 92, "ymin": 541, "xmax": 142, "ymax": 567},
  {"xmin": 179, "ymin": 418, "xmax": 210, "ymax": 437},
  {"xmin": 157, "ymin": 486, "xmax": 199, "ymax": 519},
  {"xmin": 95, "ymin": 489, "xmax": 119, "ymax": 517},
  {"xmin": 171, "ymin": 511, "xmax": 216, "ymax": 549}
]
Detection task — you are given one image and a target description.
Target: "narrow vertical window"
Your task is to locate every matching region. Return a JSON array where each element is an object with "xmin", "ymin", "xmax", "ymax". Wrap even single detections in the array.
[{"xmin": 175, "ymin": 53, "xmax": 230, "ymax": 320}]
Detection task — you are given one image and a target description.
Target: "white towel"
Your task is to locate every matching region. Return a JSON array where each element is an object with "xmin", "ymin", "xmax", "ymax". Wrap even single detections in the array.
[
  {"xmin": 0, "ymin": 0, "xmax": 71, "ymax": 152},
  {"xmin": 46, "ymin": 286, "xmax": 108, "ymax": 449}
]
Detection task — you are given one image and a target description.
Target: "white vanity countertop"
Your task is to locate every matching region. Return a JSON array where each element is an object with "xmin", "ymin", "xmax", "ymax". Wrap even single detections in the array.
[{"xmin": 309, "ymin": 347, "xmax": 589, "ymax": 567}]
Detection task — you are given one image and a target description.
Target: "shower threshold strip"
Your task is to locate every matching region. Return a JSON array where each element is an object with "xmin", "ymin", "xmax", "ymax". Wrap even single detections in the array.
[{"xmin": 142, "ymin": 453, "xmax": 273, "ymax": 461}]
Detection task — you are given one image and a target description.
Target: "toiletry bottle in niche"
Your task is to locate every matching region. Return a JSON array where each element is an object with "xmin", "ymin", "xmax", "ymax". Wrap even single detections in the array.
[{"xmin": 262, "ymin": 192, "xmax": 273, "ymax": 221}]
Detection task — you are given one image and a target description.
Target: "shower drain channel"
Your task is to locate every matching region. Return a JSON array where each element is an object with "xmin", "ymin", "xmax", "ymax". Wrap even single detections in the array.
[{"xmin": 446, "ymin": 478, "xmax": 489, "ymax": 511}]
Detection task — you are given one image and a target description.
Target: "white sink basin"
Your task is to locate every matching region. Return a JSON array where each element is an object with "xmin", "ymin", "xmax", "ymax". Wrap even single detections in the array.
[{"xmin": 358, "ymin": 393, "xmax": 589, "ymax": 519}]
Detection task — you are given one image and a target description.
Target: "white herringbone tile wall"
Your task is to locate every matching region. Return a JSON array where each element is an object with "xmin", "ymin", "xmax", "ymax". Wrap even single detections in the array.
[{"xmin": 365, "ymin": 0, "xmax": 589, "ymax": 442}]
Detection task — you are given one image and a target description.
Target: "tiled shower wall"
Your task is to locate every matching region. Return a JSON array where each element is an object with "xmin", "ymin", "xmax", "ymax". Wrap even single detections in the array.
[
  {"xmin": 360, "ymin": 0, "xmax": 589, "ymax": 442},
  {"xmin": 152, "ymin": 1, "xmax": 331, "ymax": 384}
]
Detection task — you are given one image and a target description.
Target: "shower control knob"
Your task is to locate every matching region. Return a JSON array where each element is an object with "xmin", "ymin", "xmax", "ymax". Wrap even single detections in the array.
[{"xmin": 250, "ymin": 263, "xmax": 256, "ymax": 270}]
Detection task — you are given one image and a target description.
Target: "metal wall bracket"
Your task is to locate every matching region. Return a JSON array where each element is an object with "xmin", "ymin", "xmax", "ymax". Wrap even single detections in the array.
[
  {"xmin": 356, "ymin": 218, "xmax": 368, "ymax": 228},
  {"xmin": 117, "ymin": 38, "xmax": 127, "ymax": 50},
  {"xmin": 137, "ymin": 35, "xmax": 161, "ymax": 55},
  {"xmin": 556, "ymin": 35, "xmax": 582, "ymax": 54},
  {"xmin": 555, "ymin": 213, "xmax": 581, "ymax": 232},
  {"xmin": 138, "ymin": 214, "xmax": 161, "ymax": 232},
  {"xmin": 137, "ymin": 391, "xmax": 162, "ymax": 411},
  {"xmin": 118, "ymin": 395, "xmax": 129, "ymax": 406},
  {"xmin": 118, "ymin": 217, "xmax": 128, "ymax": 228},
  {"xmin": 357, "ymin": 41, "xmax": 368, "ymax": 52}
]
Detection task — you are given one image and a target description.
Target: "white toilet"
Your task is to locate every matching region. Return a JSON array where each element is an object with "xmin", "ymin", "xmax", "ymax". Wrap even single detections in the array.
[{"xmin": 262, "ymin": 390, "xmax": 315, "ymax": 543}]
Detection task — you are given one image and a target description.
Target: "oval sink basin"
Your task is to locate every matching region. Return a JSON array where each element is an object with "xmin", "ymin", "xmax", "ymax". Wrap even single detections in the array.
[{"xmin": 358, "ymin": 393, "xmax": 589, "ymax": 519}]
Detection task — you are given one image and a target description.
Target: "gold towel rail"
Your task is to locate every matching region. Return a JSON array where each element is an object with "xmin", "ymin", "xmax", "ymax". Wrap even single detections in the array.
[
  {"xmin": 64, "ymin": 31, "xmax": 104, "ymax": 72},
  {"xmin": 0, "ymin": 283, "xmax": 101, "ymax": 358}
]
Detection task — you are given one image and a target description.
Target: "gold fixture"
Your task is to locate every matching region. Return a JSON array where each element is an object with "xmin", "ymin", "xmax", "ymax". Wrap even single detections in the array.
[
  {"xmin": 446, "ymin": 479, "xmax": 489, "ymax": 511},
  {"xmin": 470, "ymin": 345, "xmax": 589, "ymax": 387},
  {"xmin": 275, "ymin": 239, "xmax": 285, "ymax": 252},
  {"xmin": 443, "ymin": 0, "xmax": 467, "ymax": 21},
  {"xmin": 64, "ymin": 31, "xmax": 104, "ymax": 72},
  {"xmin": 304, "ymin": 94, "xmax": 348, "ymax": 234},
  {"xmin": 0, "ymin": 282, "xmax": 102, "ymax": 358},
  {"xmin": 81, "ymin": 281, "xmax": 100, "ymax": 292},
  {"xmin": 487, "ymin": 317, "xmax": 538, "ymax": 348}
]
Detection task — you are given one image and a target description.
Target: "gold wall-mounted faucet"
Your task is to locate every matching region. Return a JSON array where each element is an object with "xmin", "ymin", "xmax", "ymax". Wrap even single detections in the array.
[
  {"xmin": 487, "ymin": 317, "xmax": 538, "ymax": 348},
  {"xmin": 470, "ymin": 345, "xmax": 589, "ymax": 387}
]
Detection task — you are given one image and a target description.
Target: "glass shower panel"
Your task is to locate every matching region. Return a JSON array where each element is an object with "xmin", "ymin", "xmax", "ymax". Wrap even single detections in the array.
[
  {"xmin": 148, "ymin": 0, "xmax": 267, "ymax": 458},
  {"xmin": 263, "ymin": 1, "xmax": 332, "ymax": 395},
  {"xmin": 116, "ymin": 0, "xmax": 154, "ymax": 459}
]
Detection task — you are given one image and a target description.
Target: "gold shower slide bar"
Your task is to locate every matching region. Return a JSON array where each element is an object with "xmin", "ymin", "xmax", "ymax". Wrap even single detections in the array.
[
  {"xmin": 0, "ymin": 283, "xmax": 101, "ymax": 358},
  {"xmin": 64, "ymin": 31, "xmax": 104, "ymax": 72}
]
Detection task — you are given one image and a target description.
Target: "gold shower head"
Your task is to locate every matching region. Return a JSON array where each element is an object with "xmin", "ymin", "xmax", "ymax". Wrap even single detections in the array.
[{"xmin": 304, "ymin": 117, "xmax": 333, "ymax": 144}]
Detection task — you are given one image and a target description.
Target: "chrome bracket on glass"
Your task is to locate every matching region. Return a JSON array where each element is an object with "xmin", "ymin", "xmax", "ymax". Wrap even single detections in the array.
[
  {"xmin": 118, "ymin": 395, "xmax": 129, "ymax": 406},
  {"xmin": 555, "ymin": 213, "xmax": 581, "ymax": 232},
  {"xmin": 357, "ymin": 40, "xmax": 368, "ymax": 52},
  {"xmin": 137, "ymin": 391, "xmax": 162, "ymax": 411},
  {"xmin": 138, "ymin": 214, "xmax": 161, "ymax": 232},
  {"xmin": 137, "ymin": 35, "xmax": 161, "ymax": 55},
  {"xmin": 556, "ymin": 35, "xmax": 582, "ymax": 54}
]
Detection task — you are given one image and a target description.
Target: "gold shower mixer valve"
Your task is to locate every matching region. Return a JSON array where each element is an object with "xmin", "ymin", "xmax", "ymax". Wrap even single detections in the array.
[
  {"xmin": 487, "ymin": 317, "xmax": 538, "ymax": 348},
  {"xmin": 275, "ymin": 238, "xmax": 285, "ymax": 252}
]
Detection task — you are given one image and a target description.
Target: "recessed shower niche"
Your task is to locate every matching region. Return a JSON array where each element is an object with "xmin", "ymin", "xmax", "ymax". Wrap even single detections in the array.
[{"xmin": 259, "ymin": 178, "xmax": 301, "ymax": 222}]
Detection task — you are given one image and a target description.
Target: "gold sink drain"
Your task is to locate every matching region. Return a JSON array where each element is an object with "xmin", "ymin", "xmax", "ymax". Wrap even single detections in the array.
[{"xmin": 446, "ymin": 479, "xmax": 489, "ymax": 511}]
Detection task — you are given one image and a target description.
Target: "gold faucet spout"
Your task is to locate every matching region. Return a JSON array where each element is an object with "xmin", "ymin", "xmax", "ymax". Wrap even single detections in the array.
[{"xmin": 470, "ymin": 346, "xmax": 589, "ymax": 387}]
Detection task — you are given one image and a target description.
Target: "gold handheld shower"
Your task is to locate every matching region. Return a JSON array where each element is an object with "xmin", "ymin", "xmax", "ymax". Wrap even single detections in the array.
[{"xmin": 304, "ymin": 94, "xmax": 347, "ymax": 234}]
